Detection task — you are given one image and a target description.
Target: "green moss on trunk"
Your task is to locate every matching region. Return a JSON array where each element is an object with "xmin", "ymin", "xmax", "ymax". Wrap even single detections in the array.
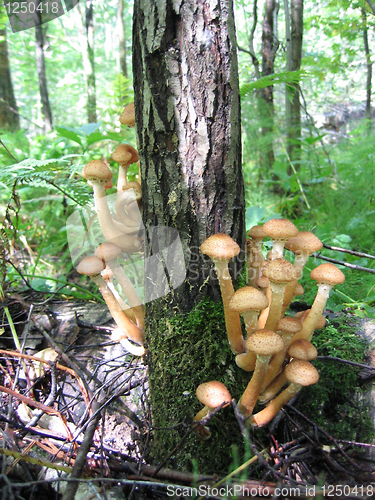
[{"xmin": 145, "ymin": 297, "xmax": 252, "ymax": 472}]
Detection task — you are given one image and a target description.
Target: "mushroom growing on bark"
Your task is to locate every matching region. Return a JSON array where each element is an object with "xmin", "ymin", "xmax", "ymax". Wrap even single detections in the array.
[
  {"xmin": 119, "ymin": 102, "xmax": 136, "ymax": 127},
  {"xmin": 282, "ymin": 232, "xmax": 323, "ymax": 312},
  {"xmin": 94, "ymin": 242, "xmax": 145, "ymax": 329},
  {"xmin": 229, "ymin": 287, "xmax": 269, "ymax": 372},
  {"xmin": 262, "ymin": 258, "xmax": 301, "ymax": 332},
  {"xmin": 262, "ymin": 218, "xmax": 299, "ymax": 260},
  {"xmin": 82, "ymin": 160, "xmax": 142, "ymax": 252},
  {"xmin": 238, "ymin": 329, "xmax": 284, "ymax": 419},
  {"xmin": 200, "ymin": 234, "xmax": 244, "ymax": 354},
  {"xmin": 112, "ymin": 144, "xmax": 139, "ymax": 194},
  {"xmin": 246, "ymin": 225, "xmax": 266, "ymax": 286},
  {"xmin": 193, "ymin": 381, "xmax": 232, "ymax": 440},
  {"xmin": 77, "ymin": 255, "xmax": 144, "ymax": 348},
  {"xmin": 290, "ymin": 263, "xmax": 345, "ymax": 344},
  {"xmin": 260, "ymin": 316, "xmax": 303, "ymax": 393},
  {"xmin": 250, "ymin": 359, "xmax": 319, "ymax": 427}
]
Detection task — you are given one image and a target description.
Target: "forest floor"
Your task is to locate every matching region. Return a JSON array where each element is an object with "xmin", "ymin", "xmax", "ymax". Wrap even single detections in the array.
[{"xmin": 1, "ymin": 290, "xmax": 375, "ymax": 500}]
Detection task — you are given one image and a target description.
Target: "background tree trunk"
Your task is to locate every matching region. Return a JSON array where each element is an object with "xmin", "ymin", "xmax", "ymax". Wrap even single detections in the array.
[
  {"xmin": 34, "ymin": 14, "xmax": 53, "ymax": 133},
  {"xmin": 0, "ymin": 27, "xmax": 19, "ymax": 131},
  {"xmin": 74, "ymin": 0, "xmax": 97, "ymax": 123},
  {"xmin": 286, "ymin": 0, "xmax": 303, "ymax": 175},
  {"xmin": 116, "ymin": 0, "xmax": 127, "ymax": 78},
  {"xmin": 133, "ymin": 0, "xmax": 246, "ymax": 471},
  {"xmin": 259, "ymin": 0, "xmax": 279, "ymax": 179},
  {"xmin": 362, "ymin": 7, "xmax": 372, "ymax": 131}
]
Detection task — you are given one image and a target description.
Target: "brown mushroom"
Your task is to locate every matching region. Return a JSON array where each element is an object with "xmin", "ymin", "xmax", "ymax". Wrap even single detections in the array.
[
  {"xmin": 290, "ymin": 264, "xmax": 345, "ymax": 344},
  {"xmin": 238, "ymin": 329, "xmax": 284, "ymax": 418},
  {"xmin": 95, "ymin": 243, "xmax": 145, "ymax": 329},
  {"xmin": 250, "ymin": 359, "xmax": 319, "ymax": 427},
  {"xmin": 262, "ymin": 218, "xmax": 299, "ymax": 260},
  {"xmin": 77, "ymin": 256, "xmax": 144, "ymax": 347},
  {"xmin": 193, "ymin": 381, "xmax": 232, "ymax": 440},
  {"xmin": 200, "ymin": 234, "xmax": 244, "ymax": 354}
]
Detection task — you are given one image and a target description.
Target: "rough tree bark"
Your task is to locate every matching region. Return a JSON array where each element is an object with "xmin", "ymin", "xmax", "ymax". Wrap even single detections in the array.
[
  {"xmin": 133, "ymin": 0, "xmax": 246, "ymax": 471},
  {"xmin": 34, "ymin": 12, "xmax": 53, "ymax": 133},
  {"xmin": 0, "ymin": 27, "xmax": 19, "ymax": 131},
  {"xmin": 285, "ymin": 0, "xmax": 303, "ymax": 175}
]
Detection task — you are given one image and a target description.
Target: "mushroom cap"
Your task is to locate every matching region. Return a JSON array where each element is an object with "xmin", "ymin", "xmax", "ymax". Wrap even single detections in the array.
[
  {"xmin": 310, "ymin": 263, "xmax": 345, "ymax": 285},
  {"xmin": 257, "ymin": 276, "xmax": 270, "ymax": 289},
  {"xmin": 278, "ymin": 316, "xmax": 302, "ymax": 334},
  {"xmin": 112, "ymin": 144, "xmax": 139, "ymax": 165},
  {"xmin": 288, "ymin": 339, "xmax": 318, "ymax": 360},
  {"xmin": 262, "ymin": 258, "xmax": 301, "ymax": 283},
  {"xmin": 196, "ymin": 381, "xmax": 232, "ymax": 408},
  {"xmin": 247, "ymin": 225, "xmax": 266, "ymax": 241},
  {"xmin": 229, "ymin": 286, "xmax": 269, "ymax": 313},
  {"xmin": 245, "ymin": 329, "xmax": 284, "ymax": 356},
  {"xmin": 294, "ymin": 283, "xmax": 305, "ymax": 296},
  {"xmin": 123, "ymin": 181, "xmax": 142, "ymax": 199},
  {"xmin": 82, "ymin": 160, "xmax": 113, "ymax": 181},
  {"xmin": 285, "ymin": 231, "xmax": 323, "ymax": 255},
  {"xmin": 77, "ymin": 255, "xmax": 105, "ymax": 276},
  {"xmin": 285, "ymin": 359, "xmax": 319, "ymax": 386},
  {"xmin": 262, "ymin": 218, "xmax": 299, "ymax": 241},
  {"xmin": 95, "ymin": 242, "xmax": 122, "ymax": 263},
  {"xmin": 119, "ymin": 102, "xmax": 135, "ymax": 126},
  {"xmin": 200, "ymin": 234, "xmax": 240, "ymax": 261}
]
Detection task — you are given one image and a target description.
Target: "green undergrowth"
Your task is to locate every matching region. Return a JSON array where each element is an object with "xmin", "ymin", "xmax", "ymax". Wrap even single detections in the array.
[{"xmin": 300, "ymin": 315, "xmax": 373, "ymax": 442}]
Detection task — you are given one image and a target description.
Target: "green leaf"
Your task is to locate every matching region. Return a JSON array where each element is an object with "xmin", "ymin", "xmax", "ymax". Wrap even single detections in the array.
[
  {"xmin": 240, "ymin": 70, "xmax": 307, "ymax": 96},
  {"xmin": 55, "ymin": 126, "xmax": 83, "ymax": 146}
]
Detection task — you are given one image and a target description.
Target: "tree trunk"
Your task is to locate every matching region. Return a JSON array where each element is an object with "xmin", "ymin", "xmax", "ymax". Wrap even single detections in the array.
[
  {"xmin": 0, "ymin": 27, "xmax": 19, "ymax": 131},
  {"xmin": 258, "ymin": 0, "xmax": 278, "ymax": 179},
  {"xmin": 362, "ymin": 7, "xmax": 372, "ymax": 131},
  {"xmin": 286, "ymin": 0, "xmax": 303, "ymax": 175},
  {"xmin": 133, "ymin": 0, "xmax": 246, "ymax": 471},
  {"xmin": 35, "ymin": 15, "xmax": 53, "ymax": 133},
  {"xmin": 116, "ymin": 0, "xmax": 127, "ymax": 78},
  {"xmin": 74, "ymin": 1, "xmax": 97, "ymax": 123}
]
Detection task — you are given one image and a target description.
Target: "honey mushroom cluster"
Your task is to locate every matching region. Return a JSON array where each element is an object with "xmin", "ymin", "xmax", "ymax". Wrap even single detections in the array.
[
  {"xmin": 197, "ymin": 219, "xmax": 345, "ymax": 434},
  {"xmin": 77, "ymin": 103, "xmax": 146, "ymax": 355}
]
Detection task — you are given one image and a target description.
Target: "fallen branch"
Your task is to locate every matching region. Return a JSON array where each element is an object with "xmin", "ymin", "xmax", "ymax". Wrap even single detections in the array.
[
  {"xmin": 323, "ymin": 243, "xmax": 375, "ymax": 260},
  {"xmin": 313, "ymin": 253, "xmax": 375, "ymax": 274}
]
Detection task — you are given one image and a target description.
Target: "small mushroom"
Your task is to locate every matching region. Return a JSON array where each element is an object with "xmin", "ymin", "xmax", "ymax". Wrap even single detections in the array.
[
  {"xmin": 229, "ymin": 286, "xmax": 269, "ymax": 372},
  {"xmin": 290, "ymin": 263, "xmax": 345, "ymax": 344},
  {"xmin": 77, "ymin": 256, "xmax": 144, "ymax": 347},
  {"xmin": 262, "ymin": 258, "xmax": 301, "ymax": 332},
  {"xmin": 95, "ymin": 243, "xmax": 145, "ymax": 329},
  {"xmin": 193, "ymin": 381, "xmax": 232, "ymax": 440},
  {"xmin": 260, "ymin": 316, "xmax": 303, "ymax": 394},
  {"xmin": 200, "ymin": 234, "xmax": 244, "ymax": 354},
  {"xmin": 282, "ymin": 232, "xmax": 323, "ymax": 312},
  {"xmin": 112, "ymin": 144, "xmax": 139, "ymax": 194},
  {"xmin": 262, "ymin": 218, "xmax": 299, "ymax": 260},
  {"xmin": 238, "ymin": 329, "xmax": 284, "ymax": 418},
  {"xmin": 119, "ymin": 102, "xmax": 136, "ymax": 127},
  {"xmin": 250, "ymin": 359, "xmax": 319, "ymax": 427}
]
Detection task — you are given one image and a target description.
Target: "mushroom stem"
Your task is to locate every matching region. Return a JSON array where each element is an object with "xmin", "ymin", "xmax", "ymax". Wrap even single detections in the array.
[
  {"xmin": 91, "ymin": 274, "xmax": 144, "ymax": 345},
  {"xmin": 238, "ymin": 354, "xmax": 271, "ymax": 417},
  {"xmin": 250, "ymin": 382, "xmax": 302, "ymax": 427},
  {"xmin": 214, "ymin": 260, "xmax": 244, "ymax": 354}
]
